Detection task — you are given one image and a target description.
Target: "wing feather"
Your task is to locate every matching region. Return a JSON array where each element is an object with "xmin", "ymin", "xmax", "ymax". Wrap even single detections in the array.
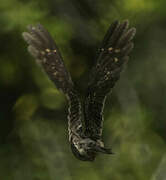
[
  {"xmin": 84, "ymin": 20, "xmax": 136, "ymax": 139},
  {"xmin": 22, "ymin": 24, "xmax": 82, "ymax": 140}
]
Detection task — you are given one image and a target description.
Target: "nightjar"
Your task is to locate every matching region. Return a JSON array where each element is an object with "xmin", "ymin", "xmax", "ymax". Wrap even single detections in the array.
[{"xmin": 22, "ymin": 20, "xmax": 136, "ymax": 161}]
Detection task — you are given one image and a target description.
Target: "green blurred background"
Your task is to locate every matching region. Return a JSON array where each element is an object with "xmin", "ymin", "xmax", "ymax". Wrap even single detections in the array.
[{"xmin": 1, "ymin": 0, "xmax": 166, "ymax": 179}]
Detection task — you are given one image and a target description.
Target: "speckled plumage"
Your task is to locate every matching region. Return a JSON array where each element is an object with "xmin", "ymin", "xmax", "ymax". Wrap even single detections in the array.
[{"xmin": 22, "ymin": 20, "xmax": 136, "ymax": 161}]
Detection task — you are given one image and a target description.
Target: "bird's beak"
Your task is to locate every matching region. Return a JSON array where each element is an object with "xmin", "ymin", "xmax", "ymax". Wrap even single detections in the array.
[{"xmin": 94, "ymin": 146, "xmax": 114, "ymax": 154}]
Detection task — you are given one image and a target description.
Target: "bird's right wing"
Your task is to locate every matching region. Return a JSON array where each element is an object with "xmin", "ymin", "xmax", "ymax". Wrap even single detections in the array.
[
  {"xmin": 22, "ymin": 24, "xmax": 82, "ymax": 140},
  {"xmin": 84, "ymin": 20, "xmax": 136, "ymax": 140}
]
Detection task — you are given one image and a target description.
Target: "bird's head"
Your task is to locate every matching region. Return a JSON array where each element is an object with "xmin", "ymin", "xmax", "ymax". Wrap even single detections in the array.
[{"xmin": 71, "ymin": 138, "xmax": 113, "ymax": 161}]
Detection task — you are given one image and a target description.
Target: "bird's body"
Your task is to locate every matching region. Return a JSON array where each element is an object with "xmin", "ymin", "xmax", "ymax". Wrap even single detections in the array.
[{"xmin": 22, "ymin": 20, "xmax": 136, "ymax": 161}]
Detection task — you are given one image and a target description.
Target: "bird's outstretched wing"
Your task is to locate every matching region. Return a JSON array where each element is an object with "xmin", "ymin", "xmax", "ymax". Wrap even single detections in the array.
[
  {"xmin": 22, "ymin": 24, "xmax": 82, "ymax": 139},
  {"xmin": 84, "ymin": 20, "xmax": 136, "ymax": 140}
]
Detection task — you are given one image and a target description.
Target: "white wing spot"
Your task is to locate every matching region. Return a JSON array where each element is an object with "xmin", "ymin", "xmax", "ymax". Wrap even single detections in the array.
[
  {"xmin": 114, "ymin": 57, "xmax": 118, "ymax": 62},
  {"xmin": 53, "ymin": 72, "xmax": 57, "ymax": 76},
  {"xmin": 108, "ymin": 47, "xmax": 113, "ymax": 51},
  {"xmin": 45, "ymin": 48, "xmax": 50, "ymax": 52},
  {"xmin": 115, "ymin": 49, "xmax": 120, "ymax": 53}
]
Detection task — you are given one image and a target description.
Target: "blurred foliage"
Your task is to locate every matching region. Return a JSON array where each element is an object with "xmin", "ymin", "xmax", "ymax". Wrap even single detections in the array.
[{"xmin": 1, "ymin": 0, "xmax": 166, "ymax": 179}]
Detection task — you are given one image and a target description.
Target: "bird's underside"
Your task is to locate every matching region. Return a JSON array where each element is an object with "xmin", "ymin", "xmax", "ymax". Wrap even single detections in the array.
[{"xmin": 22, "ymin": 20, "xmax": 136, "ymax": 161}]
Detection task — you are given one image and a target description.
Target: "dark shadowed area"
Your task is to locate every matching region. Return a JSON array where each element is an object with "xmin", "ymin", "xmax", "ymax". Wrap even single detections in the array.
[{"xmin": 0, "ymin": 0, "xmax": 166, "ymax": 179}]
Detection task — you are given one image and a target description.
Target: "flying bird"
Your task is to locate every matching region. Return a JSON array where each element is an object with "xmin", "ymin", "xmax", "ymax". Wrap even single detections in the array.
[{"xmin": 22, "ymin": 20, "xmax": 136, "ymax": 161}]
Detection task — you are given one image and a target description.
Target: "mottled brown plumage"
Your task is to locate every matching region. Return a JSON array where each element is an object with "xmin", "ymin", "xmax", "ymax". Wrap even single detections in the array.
[{"xmin": 22, "ymin": 20, "xmax": 136, "ymax": 161}]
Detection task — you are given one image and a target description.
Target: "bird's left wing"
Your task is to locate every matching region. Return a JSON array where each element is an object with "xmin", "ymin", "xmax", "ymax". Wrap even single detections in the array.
[
  {"xmin": 84, "ymin": 20, "xmax": 136, "ymax": 140},
  {"xmin": 22, "ymin": 24, "xmax": 82, "ymax": 140}
]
